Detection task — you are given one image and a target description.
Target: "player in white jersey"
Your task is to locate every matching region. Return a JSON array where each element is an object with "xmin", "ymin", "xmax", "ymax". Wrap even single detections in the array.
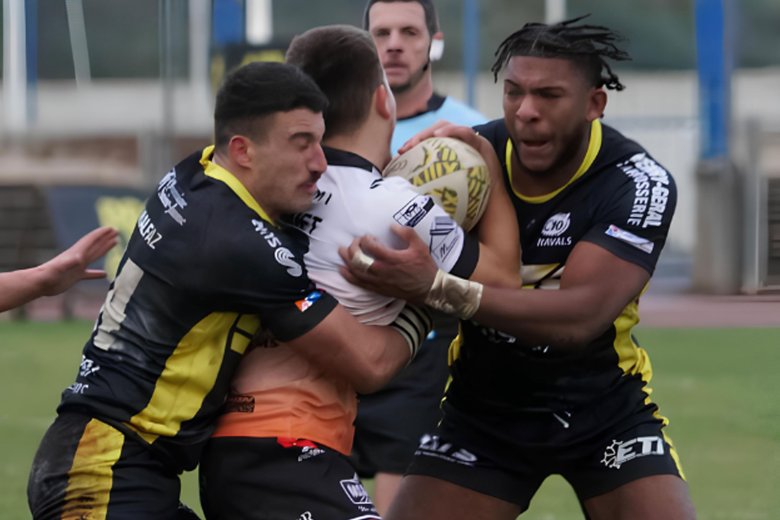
[
  {"xmin": 360, "ymin": 0, "xmax": 488, "ymax": 510},
  {"xmin": 289, "ymin": 152, "xmax": 473, "ymax": 326},
  {"xmin": 199, "ymin": 25, "xmax": 520, "ymax": 520}
]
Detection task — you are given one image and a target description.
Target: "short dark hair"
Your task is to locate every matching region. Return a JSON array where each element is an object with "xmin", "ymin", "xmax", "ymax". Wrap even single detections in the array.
[
  {"xmin": 286, "ymin": 25, "xmax": 384, "ymax": 139},
  {"xmin": 491, "ymin": 15, "xmax": 631, "ymax": 91},
  {"xmin": 213, "ymin": 61, "xmax": 328, "ymax": 148},
  {"xmin": 362, "ymin": 0, "xmax": 439, "ymax": 37}
]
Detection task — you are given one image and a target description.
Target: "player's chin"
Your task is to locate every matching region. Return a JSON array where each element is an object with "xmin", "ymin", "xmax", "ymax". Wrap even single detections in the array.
[
  {"xmin": 518, "ymin": 144, "xmax": 555, "ymax": 170},
  {"xmin": 287, "ymin": 192, "xmax": 317, "ymax": 214},
  {"xmin": 518, "ymin": 154, "xmax": 555, "ymax": 174}
]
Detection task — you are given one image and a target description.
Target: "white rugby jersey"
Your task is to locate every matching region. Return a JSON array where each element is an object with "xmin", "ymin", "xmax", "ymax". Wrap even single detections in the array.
[{"xmin": 285, "ymin": 147, "xmax": 479, "ymax": 326}]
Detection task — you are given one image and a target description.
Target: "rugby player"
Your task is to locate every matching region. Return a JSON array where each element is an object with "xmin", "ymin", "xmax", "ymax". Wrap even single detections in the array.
[{"xmin": 342, "ymin": 16, "xmax": 697, "ymax": 520}]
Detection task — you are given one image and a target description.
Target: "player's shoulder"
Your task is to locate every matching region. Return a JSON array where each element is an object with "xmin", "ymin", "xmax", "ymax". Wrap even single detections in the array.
[{"xmin": 597, "ymin": 123, "xmax": 675, "ymax": 189}]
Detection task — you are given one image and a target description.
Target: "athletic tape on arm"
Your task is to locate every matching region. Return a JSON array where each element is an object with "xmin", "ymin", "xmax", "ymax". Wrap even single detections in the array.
[{"xmin": 423, "ymin": 269, "xmax": 483, "ymax": 320}]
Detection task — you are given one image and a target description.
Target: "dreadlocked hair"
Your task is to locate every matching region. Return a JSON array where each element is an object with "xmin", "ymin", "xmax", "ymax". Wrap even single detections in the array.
[{"xmin": 491, "ymin": 14, "xmax": 630, "ymax": 91}]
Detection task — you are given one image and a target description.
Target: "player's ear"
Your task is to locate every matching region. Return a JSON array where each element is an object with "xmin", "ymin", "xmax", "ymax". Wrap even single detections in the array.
[
  {"xmin": 228, "ymin": 135, "xmax": 254, "ymax": 168},
  {"xmin": 375, "ymin": 83, "xmax": 395, "ymax": 121},
  {"xmin": 587, "ymin": 88, "xmax": 608, "ymax": 121}
]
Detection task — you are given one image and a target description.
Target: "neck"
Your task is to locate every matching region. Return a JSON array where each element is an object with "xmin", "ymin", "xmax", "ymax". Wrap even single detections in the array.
[
  {"xmin": 324, "ymin": 118, "xmax": 392, "ymax": 171},
  {"xmin": 394, "ymin": 71, "xmax": 434, "ymax": 119}
]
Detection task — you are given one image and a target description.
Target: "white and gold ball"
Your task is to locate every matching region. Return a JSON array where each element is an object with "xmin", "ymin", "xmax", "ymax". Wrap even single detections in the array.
[{"xmin": 384, "ymin": 137, "xmax": 491, "ymax": 231}]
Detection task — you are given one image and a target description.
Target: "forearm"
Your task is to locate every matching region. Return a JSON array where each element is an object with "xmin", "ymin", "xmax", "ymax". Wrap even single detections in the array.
[
  {"xmin": 329, "ymin": 326, "xmax": 411, "ymax": 394},
  {"xmin": 289, "ymin": 305, "xmax": 429, "ymax": 394},
  {"xmin": 349, "ymin": 305, "xmax": 431, "ymax": 392},
  {"xmin": 471, "ymin": 137, "xmax": 521, "ymax": 285},
  {"xmin": 472, "ymin": 285, "xmax": 616, "ymax": 348},
  {"xmin": 0, "ymin": 267, "xmax": 48, "ymax": 312}
]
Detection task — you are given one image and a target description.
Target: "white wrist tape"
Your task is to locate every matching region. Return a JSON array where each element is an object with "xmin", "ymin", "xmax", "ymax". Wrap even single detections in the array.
[{"xmin": 423, "ymin": 269, "xmax": 483, "ymax": 320}]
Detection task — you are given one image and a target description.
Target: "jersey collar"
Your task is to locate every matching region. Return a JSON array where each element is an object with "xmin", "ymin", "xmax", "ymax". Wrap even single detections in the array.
[
  {"xmin": 397, "ymin": 93, "xmax": 446, "ymax": 122},
  {"xmin": 199, "ymin": 145, "xmax": 275, "ymax": 224},
  {"xmin": 323, "ymin": 146, "xmax": 380, "ymax": 174},
  {"xmin": 505, "ymin": 119, "xmax": 602, "ymax": 204}
]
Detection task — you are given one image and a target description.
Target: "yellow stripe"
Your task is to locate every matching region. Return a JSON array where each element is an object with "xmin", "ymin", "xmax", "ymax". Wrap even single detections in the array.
[
  {"xmin": 663, "ymin": 430, "xmax": 687, "ymax": 481},
  {"xmin": 127, "ymin": 312, "xmax": 259, "ymax": 443},
  {"xmin": 612, "ymin": 296, "xmax": 687, "ymax": 479},
  {"xmin": 199, "ymin": 145, "xmax": 275, "ymax": 224},
  {"xmin": 64, "ymin": 419, "xmax": 124, "ymax": 519},
  {"xmin": 505, "ymin": 119, "xmax": 602, "ymax": 203}
]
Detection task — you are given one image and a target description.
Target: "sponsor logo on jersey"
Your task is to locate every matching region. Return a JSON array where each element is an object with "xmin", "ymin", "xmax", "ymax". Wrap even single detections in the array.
[
  {"xmin": 393, "ymin": 195, "xmax": 435, "ymax": 227},
  {"xmin": 416, "ymin": 434, "xmax": 478, "ymax": 466},
  {"xmin": 537, "ymin": 213, "xmax": 573, "ymax": 247},
  {"xmin": 288, "ymin": 212, "xmax": 323, "ymax": 235},
  {"xmin": 618, "ymin": 153, "xmax": 671, "ymax": 229},
  {"xmin": 295, "ymin": 290, "xmax": 323, "ymax": 312},
  {"xmin": 429, "ymin": 216, "xmax": 460, "ymax": 265},
  {"xmin": 605, "ymin": 224, "xmax": 655, "ymax": 254},
  {"xmin": 157, "ymin": 169, "xmax": 187, "ymax": 225},
  {"xmin": 252, "ymin": 218, "xmax": 304, "ymax": 277},
  {"xmin": 340, "ymin": 474, "xmax": 373, "ymax": 505},
  {"xmin": 601, "ymin": 436, "xmax": 665, "ymax": 469},
  {"xmin": 275, "ymin": 247, "xmax": 303, "ymax": 277}
]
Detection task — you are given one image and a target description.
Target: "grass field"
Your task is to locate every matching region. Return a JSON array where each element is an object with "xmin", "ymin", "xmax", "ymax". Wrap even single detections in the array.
[{"xmin": 1, "ymin": 321, "xmax": 778, "ymax": 519}]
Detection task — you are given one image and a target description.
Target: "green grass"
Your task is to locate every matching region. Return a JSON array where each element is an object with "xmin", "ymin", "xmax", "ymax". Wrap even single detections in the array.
[{"xmin": 1, "ymin": 321, "xmax": 778, "ymax": 519}]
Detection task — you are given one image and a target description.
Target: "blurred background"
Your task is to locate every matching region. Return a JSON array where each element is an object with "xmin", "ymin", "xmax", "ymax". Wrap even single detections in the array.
[{"xmin": 1, "ymin": 0, "xmax": 779, "ymax": 315}]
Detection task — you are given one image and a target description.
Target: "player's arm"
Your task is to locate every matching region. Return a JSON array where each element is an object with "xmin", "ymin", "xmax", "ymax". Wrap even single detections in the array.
[
  {"xmin": 0, "ymin": 226, "xmax": 118, "ymax": 312},
  {"xmin": 341, "ymin": 233, "xmax": 646, "ymax": 349},
  {"xmin": 398, "ymin": 122, "xmax": 521, "ymax": 288},
  {"xmin": 283, "ymin": 303, "xmax": 431, "ymax": 394},
  {"xmin": 467, "ymin": 131, "xmax": 521, "ymax": 288},
  {"xmin": 473, "ymin": 241, "xmax": 649, "ymax": 346}
]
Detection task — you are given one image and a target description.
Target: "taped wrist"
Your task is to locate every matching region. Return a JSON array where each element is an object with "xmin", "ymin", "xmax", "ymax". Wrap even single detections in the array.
[
  {"xmin": 389, "ymin": 304, "xmax": 433, "ymax": 364},
  {"xmin": 423, "ymin": 269, "xmax": 483, "ymax": 320}
]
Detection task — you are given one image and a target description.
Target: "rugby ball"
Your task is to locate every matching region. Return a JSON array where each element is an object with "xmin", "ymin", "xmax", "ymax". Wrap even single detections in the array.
[{"xmin": 384, "ymin": 137, "xmax": 491, "ymax": 231}]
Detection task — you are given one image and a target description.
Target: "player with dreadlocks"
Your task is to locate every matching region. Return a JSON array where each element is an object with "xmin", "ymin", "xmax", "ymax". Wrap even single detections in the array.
[{"xmin": 339, "ymin": 15, "xmax": 696, "ymax": 520}]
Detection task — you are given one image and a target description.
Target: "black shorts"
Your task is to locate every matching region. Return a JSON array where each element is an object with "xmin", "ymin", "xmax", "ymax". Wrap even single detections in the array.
[
  {"xmin": 406, "ymin": 388, "xmax": 686, "ymax": 512},
  {"xmin": 200, "ymin": 437, "xmax": 380, "ymax": 520},
  {"xmin": 350, "ymin": 314, "xmax": 455, "ymax": 477},
  {"xmin": 28, "ymin": 412, "xmax": 184, "ymax": 519}
]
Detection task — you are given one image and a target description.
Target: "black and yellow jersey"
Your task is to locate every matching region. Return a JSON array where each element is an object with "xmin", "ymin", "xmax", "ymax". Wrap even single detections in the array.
[
  {"xmin": 57, "ymin": 147, "xmax": 338, "ymax": 471},
  {"xmin": 449, "ymin": 119, "xmax": 676, "ymax": 418}
]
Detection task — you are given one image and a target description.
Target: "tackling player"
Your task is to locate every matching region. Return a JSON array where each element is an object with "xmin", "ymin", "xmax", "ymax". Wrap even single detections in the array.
[
  {"xmin": 198, "ymin": 25, "xmax": 520, "ymax": 520},
  {"xmin": 27, "ymin": 62, "xmax": 424, "ymax": 519}
]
